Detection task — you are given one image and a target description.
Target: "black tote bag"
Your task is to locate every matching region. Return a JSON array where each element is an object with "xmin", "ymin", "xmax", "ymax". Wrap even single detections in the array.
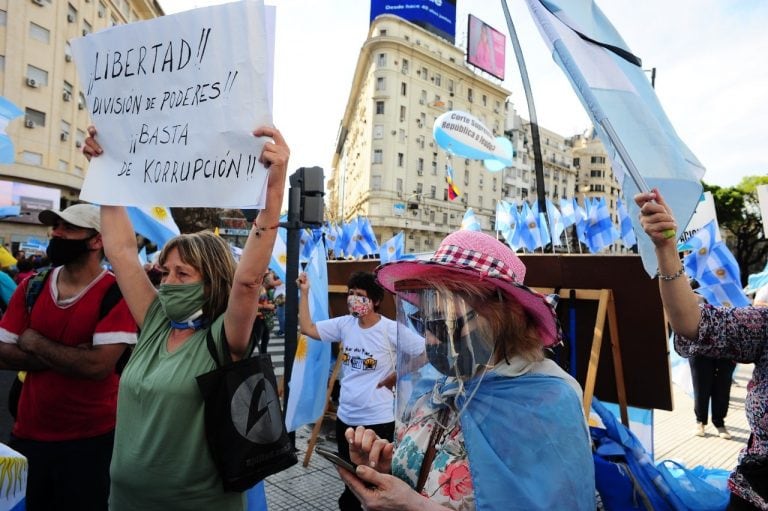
[{"xmin": 196, "ymin": 328, "xmax": 297, "ymax": 492}]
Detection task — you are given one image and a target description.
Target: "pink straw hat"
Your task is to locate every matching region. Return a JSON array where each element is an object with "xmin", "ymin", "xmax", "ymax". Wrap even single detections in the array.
[{"xmin": 376, "ymin": 230, "xmax": 561, "ymax": 347}]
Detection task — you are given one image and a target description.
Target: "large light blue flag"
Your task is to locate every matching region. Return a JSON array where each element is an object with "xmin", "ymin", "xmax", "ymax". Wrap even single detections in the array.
[
  {"xmin": 617, "ymin": 198, "xmax": 637, "ymax": 248},
  {"xmin": 285, "ymin": 241, "xmax": 332, "ymax": 432},
  {"xmin": 379, "ymin": 231, "xmax": 404, "ymax": 264},
  {"xmin": 697, "ymin": 282, "xmax": 751, "ymax": 308},
  {"xmin": 538, "ymin": 212, "xmax": 551, "ymax": 247},
  {"xmin": 681, "ymin": 221, "xmax": 721, "ymax": 279},
  {"xmin": 559, "ymin": 197, "xmax": 575, "ymax": 228},
  {"xmin": 270, "ymin": 222, "xmax": 288, "ymax": 283},
  {"xmin": 356, "ymin": 217, "xmax": 379, "ymax": 257},
  {"xmin": 585, "ymin": 197, "xmax": 618, "ymax": 253},
  {"xmin": 746, "ymin": 260, "xmax": 768, "ymax": 295},
  {"xmin": 495, "ymin": 200, "xmax": 513, "ymax": 234},
  {"xmin": 461, "ymin": 208, "xmax": 482, "ymax": 231},
  {"xmin": 0, "ymin": 97, "xmax": 23, "ymax": 164},
  {"xmin": 126, "ymin": 206, "xmax": 180, "ymax": 249},
  {"xmin": 519, "ymin": 202, "xmax": 544, "ymax": 251},
  {"xmin": 574, "ymin": 198, "xmax": 588, "ymax": 244},
  {"xmin": 341, "ymin": 218, "xmax": 360, "ymax": 258},
  {"xmin": 689, "ymin": 242, "xmax": 742, "ymax": 288},
  {"xmin": 546, "ymin": 199, "xmax": 564, "ymax": 246},
  {"xmin": 525, "ymin": 0, "xmax": 705, "ymax": 276}
]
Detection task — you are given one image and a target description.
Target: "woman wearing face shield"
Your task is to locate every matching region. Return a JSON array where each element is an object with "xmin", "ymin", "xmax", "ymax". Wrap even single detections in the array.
[
  {"xmin": 337, "ymin": 230, "xmax": 595, "ymax": 511},
  {"xmin": 82, "ymin": 125, "xmax": 288, "ymax": 510}
]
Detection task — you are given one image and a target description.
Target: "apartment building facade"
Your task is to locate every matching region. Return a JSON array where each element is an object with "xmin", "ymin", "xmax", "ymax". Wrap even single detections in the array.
[{"xmin": 0, "ymin": 0, "xmax": 163, "ymax": 251}]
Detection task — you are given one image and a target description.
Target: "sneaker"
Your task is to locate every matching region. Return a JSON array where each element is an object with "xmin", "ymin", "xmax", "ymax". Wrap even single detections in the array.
[
  {"xmin": 716, "ymin": 426, "xmax": 732, "ymax": 440},
  {"xmin": 694, "ymin": 423, "xmax": 706, "ymax": 437}
]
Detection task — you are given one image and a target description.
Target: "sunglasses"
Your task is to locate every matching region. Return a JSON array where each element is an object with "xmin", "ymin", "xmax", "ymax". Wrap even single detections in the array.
[{"xmin": 407, "ymin": 310, "xmax": 477, "ymax": 341}]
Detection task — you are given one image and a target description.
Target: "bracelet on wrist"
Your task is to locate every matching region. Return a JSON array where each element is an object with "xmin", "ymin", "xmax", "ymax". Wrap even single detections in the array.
[
  {"xmin": 655, "ymin": 266, "xmax": 686, "ymax": 281},
  {"xmin": 251, "ymin": 223, "xmax": 280, "ymax": 237}
]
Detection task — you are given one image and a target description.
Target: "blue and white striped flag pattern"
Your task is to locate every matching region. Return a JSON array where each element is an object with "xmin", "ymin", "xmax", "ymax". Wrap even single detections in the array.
[
  {"xmin": 285, "ymin": 240, "xmax": 332, "ymax": 432},
  {"xmin": 356, "ymin": 217, "xmax": 379, "ymax": 257},
  {"xmin": 519, "ymin": 202, "xmax": 544, "ymax": 251},
  {"xmin": 461, "ymin": 208, "xmax": 482, "ymax": 231},
  {"xmin": 342, "ymin": 218, "xmax": 360, "ymax": 258},
  {"xmin": 126, "ymin": 206, "xmax": 180, "ymax": 249},
  {"xmin": 616, "ymin": 198, "xmax": 637, "ymax": 248},
  {"xmin": 574, "ymin": 198, "xmax": 588, "ymax": 244},
  {"xmin": 524, "ymin": 0, "xmax": 705, "ymax": 277},
  {"xmin": 379, "ymin": 231, "xmax": 405, "ymax": 264},
  {"xmin": 546, "ymin": 199, "xmax": 565, "ymax": 246},
  {"xmin": 696, "ymin": 282, "xmax": 750, "ymax": 308},
  {"xmin": 746, "ymin": 260, "xmax": 768, "ymax": 295},
  {"xmin": 585, "ymin": 197, "xmax": 618, "ymax": 253},
  {"xmin": 0, "ymin": 97, "xmax": 23, "ymax": 163},
  {"xmin": 270, "ymin": 225, "xmax": 288, "ymax": 283},
  {"xmin": 559, "ymin": 197, "xmax": 576, "ymax": 228},
  {"xmin": 538, "ymin": 212, "xmax": 551, "ymax": 247}
]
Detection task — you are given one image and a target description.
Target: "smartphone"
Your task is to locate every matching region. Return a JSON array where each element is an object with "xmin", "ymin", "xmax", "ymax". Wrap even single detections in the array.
[{"xmin": 315, "ymin": 446, "xmax": 358, "ymax": 472}]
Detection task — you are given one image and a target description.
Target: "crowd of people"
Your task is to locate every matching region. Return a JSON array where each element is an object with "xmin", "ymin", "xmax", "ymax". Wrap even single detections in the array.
[{"xmin": 0, "ymin": 120, "xmax": 766, "ymax": 511}]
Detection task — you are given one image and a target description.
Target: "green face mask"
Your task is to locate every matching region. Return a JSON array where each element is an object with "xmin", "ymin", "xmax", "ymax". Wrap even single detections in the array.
[{"xmin": 157, "ymin": 282, "xmax": 207, "ymax": 325}]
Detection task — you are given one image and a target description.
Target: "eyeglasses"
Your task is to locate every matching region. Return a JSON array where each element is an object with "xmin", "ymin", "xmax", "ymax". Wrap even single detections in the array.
[{"xmin": 407, "ymin": 310, "xmax": 477, "ymax": 341}]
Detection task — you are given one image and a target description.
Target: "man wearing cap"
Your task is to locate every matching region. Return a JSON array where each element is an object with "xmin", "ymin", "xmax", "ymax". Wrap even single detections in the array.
[{"xmin": 0, "ymin": 203, "xmax": 137, "ymax": 510}]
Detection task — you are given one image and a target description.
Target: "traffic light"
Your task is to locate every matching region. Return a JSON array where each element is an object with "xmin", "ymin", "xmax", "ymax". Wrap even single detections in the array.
[{"xmin": 289, "ymin": 166, "xmax": 324, "ymax": 226}]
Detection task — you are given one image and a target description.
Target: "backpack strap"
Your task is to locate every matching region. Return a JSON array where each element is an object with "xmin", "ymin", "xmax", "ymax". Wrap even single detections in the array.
[{"xmin": 25, "ymin": 268, "xmax": 52, "ymax": 314}]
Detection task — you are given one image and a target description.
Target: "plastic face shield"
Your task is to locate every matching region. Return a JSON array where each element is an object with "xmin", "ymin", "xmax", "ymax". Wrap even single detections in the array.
[{"xmin": 393, "ymin": 285, "xmax": 496, "ymax": 427}]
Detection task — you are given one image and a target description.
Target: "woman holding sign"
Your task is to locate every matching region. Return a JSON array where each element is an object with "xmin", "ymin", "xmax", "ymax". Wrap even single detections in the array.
[
  {"xmin": 636, "ymin": 188, "xmax": 768, "ymax": 510},
  {"xmin": 84, "ymin": 125, "xmax": 288, "ymax": 510}
]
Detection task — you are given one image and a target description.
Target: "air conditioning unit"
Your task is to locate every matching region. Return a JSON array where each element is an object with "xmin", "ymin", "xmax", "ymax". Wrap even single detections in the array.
[
  {"xmin": 65, "ymin": 54, "xmax": 72, "ymax": 62},
  {"xmin": 62, "ymin": 91, "xmax": 72, "ymax": 102},
  {"xmin": 60, "ymin": 132, "xmax": 69, "ymax": 141},
  {"xmin": 31, "ymin": 0, "xmax": 44, "ymax": 6},
  {"xmin": 75, "ymin": 141, "xmax": 82, "ymax": 148},
  {"xmin": 418, "ymin": 99, "xmax": 425, "ymax": 105},
  {"xmin": 98, "ymin": 10, "xmax": 104, "ymax": 18},
  {"xmin": 24, "ymin": 119, "xmax": 35, "ymax": 129},
  {"xmin": 82, "ymin": 29, "xmax": 89, "ymax": 36},
  {"xmin": 417, "ymin": 170, "xmax": 423, "ymax": 176},
  {"xmin": 26, "ymin": 77, "xmax": 38, "ymax": 88},
  {"xmin": 67, "ymin": 13, "xmax": 75, "ymax": 23},
  {"xmin": 78, "ymin": 101, "xmax": 84, "ymax": 110}
]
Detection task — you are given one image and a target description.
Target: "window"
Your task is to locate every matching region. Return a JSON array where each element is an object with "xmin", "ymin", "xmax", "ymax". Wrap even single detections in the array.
[
  {"xmin": 371, "ymin": 175, "xmax": 382, "ymax": 190},
  {"xmin": 76, "ymin": 129, "xmax": 86, "ymax": 147},
  {"xmin": 399, "ymin": 105, "xmax": 406, "ymax": 122},
  {"xmin": 29, "ymin": 23, "xmax": 50, "ymax": 44},
  {"xmin": 376, "ymin": 76, "xmax": 385, "ymax": 91},
  {"xmin": 75, "ymin": 166, "xmax": 83, "ymax": 175},
  {"xmin": 429, "ymin": 210, "xmax": 435, "ymax": 223},
  {"xmin": 467, "ymin": 88, "xmax": 473, "ymax": 102},
  {"xmin": 373, "ymin": 125, "xmax": 383, "ymax": 139},
  {"xmin": 375, "ymin": 101, "xmax": 384, "ymax": 115},
  {"xmin": 98, "ymin": 1, "xmax": 107, "ymax": 18},
  {"xmin": 378, "ymin": 29, "xmax": 387, "ymax": 36},
  {"xmin": 419, "ymin": 112, "xmax": 426, "ymax": 126},
  {"xmin": 434, "ymin": 73, "xmax": 441, "ymax": 87},
  {"xmin": 573, "ymin": 157, "xmax": 580, "ymax": 167},
  {"xmin": 396, "ymin": 178, "xmax": 403, "ymax": 195},
  {"xmin": 0, "ymin": 10, "xmax": 6, "ymax": 26},
  {"xmin": 110, "ymin": 15, "xmax": 119, "ymax": 26},
  {"xmin": 0, "ymin": 55, "xmax": 5, "ymax": 72},
  {"xmin": 25, "ymin": 108, "xmax": 46, "ymax": 127},
  {"xmin": 590, "ymin": 184, "xmax": 605, "ymax": 192},
  {"xmin": 447, "ymin": 100, "xmax": 453, "ymax": 110},
  {"xmin": 482, "ymin": 94, "xmax": 487, "ymax": 107},
  {"xmin": 419, "ymin": 90, "xmax": 427, "ymax": 104},
  {"xmin": 82, "ymin": 20, "xmax": 92, "ymax": 34},
  {"xmin": 430, "ymin": 185, "xmax": 436, "ymax": 199},
  {"xmin": 65, "ymin": 42, "xmax": 73, "ymax": 60},
  {"xmin": 590, "ymin": 169, "xmax": 603, "ymax": 178},
  {"xmin": 493, "ymin": 177, "xmax": 497, "ymax": 191},
  {"xmin": 376, "ymin": 53, "xmax": 386, "ymax": 67},
  {"xmin": 400, "ymin": 82, "xmax": 407, "ymax": 96},
  {"xmin": 464, "ymin": 169, "xmax": 469, "ymax": 185},
  {"xmin": 67, "ymin": 3, "xmax": 77, "ymax": 22},
  {"xmin": 27, "ymin": 65, "xmax": 49, "ymax": 86},
  {"xmin": 60, "ymin": 120, "xmax": 71, "ymax": 137},
  {"xmin": 421, "ymin": 67, "xmax": 428, "ymax": 79},
  {"xmin": 397, "ymin": 153, "xmax": 404, "ymax": 167},
  {"xmin": 442, "ymin": 212, "xmax": 448, "ymax": 225},
  {"xmin": 431, "ymin": 161, "xmax": 437, "ymax": 174},
  {"xmin": 63, "ymin": 81, "xmax": 74, "ymax": 95},
  {"xmin": 78, "ymin": 91, "xmax": 87, "ymax": 109},
  {"xmin": 373, "ymin": 149, "xmax": 383, "ymax": 164},
  {"xmin": 398, "ymin": 129, "xmax": 405, "ymax": 142},
  {"xmin": 447, "ymin": 79, "xmax": 454, "ymax": 93},
  {"xmin": 58, "ymin": 160, "xmax": 69, "ymax": 172},
  {"xmin": 22, "ymin": 151, "xmax": 43, "ymax": 165},
  {"xmin": 590, "ymin": 156, "xmax": 606, "ymax": 164},
  {"xmin": 416, "ymin": 183, "xmax": 423, "ymax": 194},
  {"xmin": 417, "ymin": 158, "xmax": 424, "ymax": 172},
  {"xmin": 401, "ymin": 58, "xmax": 409, "ymax": 74}
]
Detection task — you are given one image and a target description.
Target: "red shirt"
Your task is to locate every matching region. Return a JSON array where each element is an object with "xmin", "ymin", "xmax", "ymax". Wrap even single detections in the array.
[{"xmin": 0, "ymin": 267, "xmax": 137, "ymax": 441}]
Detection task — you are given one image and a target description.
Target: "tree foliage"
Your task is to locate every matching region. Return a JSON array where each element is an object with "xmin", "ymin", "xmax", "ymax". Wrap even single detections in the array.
[{"xmin": 704, "ymin": 176, "xmax": 768, "ymax": 284}]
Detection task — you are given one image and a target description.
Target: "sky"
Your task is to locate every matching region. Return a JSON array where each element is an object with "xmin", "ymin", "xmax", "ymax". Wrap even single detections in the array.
[{"xmin": 158, "ymin": 0, "xmax": 768, "ymax": 189}]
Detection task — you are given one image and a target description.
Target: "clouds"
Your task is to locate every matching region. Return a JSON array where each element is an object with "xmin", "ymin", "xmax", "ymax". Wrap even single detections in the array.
[{"xmin": 159, "ymin": 0, "xmax": 767, "ymax": 188}]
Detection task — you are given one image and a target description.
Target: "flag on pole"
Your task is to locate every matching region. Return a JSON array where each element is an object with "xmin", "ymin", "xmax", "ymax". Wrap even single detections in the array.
[
  {"xmin": 461, "ymin": 208, "xmax": 482, "ymax": 231},
  {"xmin": 696, "ymin": 282, "xmax": 750, "ymax": 308},
  {"xmin": 357, "ymin": 217, "xmax": 380, "ymax": 257},
  {"xmin": 445, "ymin": 164, "xmax": 461, "ymax": 200},
  {"xmin": 379, "ymin": 232, "xmax": 405, "ymax": 264},
  {"xmin": 546, "ymin": 199, "xmax": 565, "ymax": 246},
  {"xmin": 559, "ymin": 197, "xmax": 575, "ymax": 228},
  {"xmin": 519, "ymin": 201, "xmax": 543, "ymax": 251},
  {"xmin": 342, "ymin": 218, "xmax": 361, "ymax": 258},
  {"xmin": 285, "ymin": 241, "xmax": 332, "ymax": 432},
  {"xmin": 524, "ymin": 0, "xmax": 705, "ymax": 276},
  {"xmin": 574, "ymin": 198, "xmax": 588, "ymax": 244},
  {"xmin": 126, "ymin": 206, "xmax": 180, "ymax": 249},
  {"xmin": 270, "ymin": 224, "xmax": 288, "ymax": 283},
  {"xmin": 616, "ymin": 198, "xmax": 637, "ymax": 248},
  {"xmin": 0, "ymin": 97, "xmax": 23, "ymax": 163},
  {"xmin": 585, "ymin": 197, "xmax": 618, "ymax": 253}
]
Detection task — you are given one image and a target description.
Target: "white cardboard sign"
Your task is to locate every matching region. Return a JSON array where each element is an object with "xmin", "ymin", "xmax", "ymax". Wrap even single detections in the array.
[{"xmin": 71, "ymin": 0, "xmax": 274, "ymax": 207}]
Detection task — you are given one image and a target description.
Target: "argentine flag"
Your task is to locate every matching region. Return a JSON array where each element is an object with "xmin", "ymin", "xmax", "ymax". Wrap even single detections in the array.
[{"xmin": 126, "ymin": 206, "xmax": 180, "ymax": 249}]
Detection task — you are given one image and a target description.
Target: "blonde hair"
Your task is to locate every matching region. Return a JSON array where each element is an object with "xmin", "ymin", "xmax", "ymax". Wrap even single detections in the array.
[
  {"xmin": 159, "ymin": 231, "xmax": 236, "ymax": 319},
  {"xmin": 414, "ymin": 277, "xmax": 544, "ymax": 363}
]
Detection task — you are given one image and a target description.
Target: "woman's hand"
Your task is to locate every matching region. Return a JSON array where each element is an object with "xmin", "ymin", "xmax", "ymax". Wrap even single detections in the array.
[
  {"xmin": 337, "ymin": 465, "xmax": 430, "ymax": 511},
  {"xmin": 253, "ymin": 126, "xmax": 289, "ymax": 202},
  {"xmin": 83, "ymin": 126, "xmax": 103, "ymax": 161},
  {"xmin": 345, "ymin": 426, "xmax": 394, "ymax": 474},
  {"xmin": 296, "ymin": 272, "xmax": 310, "ymax": 294},
  {"xmin": 634, "ymin": 188, "xmax": 678, "ymax": 249}
]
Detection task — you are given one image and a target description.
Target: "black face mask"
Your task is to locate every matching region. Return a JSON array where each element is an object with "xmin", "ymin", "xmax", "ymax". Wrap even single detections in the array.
[{"xmin": 46, "ymin": 236, "xmax": 95, "ymax": 266}]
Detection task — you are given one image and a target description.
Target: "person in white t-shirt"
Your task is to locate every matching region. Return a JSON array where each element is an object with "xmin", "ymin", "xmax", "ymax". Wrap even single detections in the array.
[{"xmin": 298, "ymin": 271, "xmax": 399, "ymax": 511}]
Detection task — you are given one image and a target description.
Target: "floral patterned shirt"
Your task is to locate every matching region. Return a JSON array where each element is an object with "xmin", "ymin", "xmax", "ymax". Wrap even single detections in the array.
[
  {"xmin": 675, "ymin": 304, "xmax": 768, "ymax": 508},
  {"xmin": 391, "ymin": 395, "xmax": 475, "ymax": 510}
]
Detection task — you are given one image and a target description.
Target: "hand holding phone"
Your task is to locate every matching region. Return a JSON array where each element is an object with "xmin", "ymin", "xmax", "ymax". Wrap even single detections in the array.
[{"xmin": 315, "ymin": 446, "xmax": 358, "ymax": 473}]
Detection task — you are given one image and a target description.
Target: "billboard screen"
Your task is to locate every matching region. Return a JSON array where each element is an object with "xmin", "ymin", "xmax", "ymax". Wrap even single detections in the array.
[
  {"xmin": 370, "ymin": 0, "xmax": 457, "ymax": 44},
  {"xmin": 467, "ymin": 14, "xmax": 506, "ymax": 80},
  {"xmin": 0, "ymin": 180, "xmax": 61, "ymax": 224}
]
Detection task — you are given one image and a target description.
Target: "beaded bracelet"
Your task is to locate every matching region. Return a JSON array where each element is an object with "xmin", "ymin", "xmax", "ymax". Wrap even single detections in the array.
[
  {"xmin": 251, "ymin": 223, "xmax": 280, "ymax": 237},
  {"xmin": 656, "ymin": 267, "xmax": 686, "ymax": 281}
]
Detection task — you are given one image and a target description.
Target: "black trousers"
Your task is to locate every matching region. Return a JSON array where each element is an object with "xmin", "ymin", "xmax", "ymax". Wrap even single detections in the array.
[
  {"xmin": 689, "ymin": 355, "xmax": 737, "ymax": 427},
  {"xmin": 9, "ymin": 430, "xmax": 114, "ymax": 511},
  {"xmin": 335, "ymin": 417, "xmax": 395, "ymax": 511}
]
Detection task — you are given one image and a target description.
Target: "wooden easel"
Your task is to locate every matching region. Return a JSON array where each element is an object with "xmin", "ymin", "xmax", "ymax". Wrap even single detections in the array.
[
  {"xmin": 302, "ymin": 352, "xmax": 343, "ymax": 467},
  {"xmin": 534, "ymin": 287, "xmax": 629, "ymax": 426}
]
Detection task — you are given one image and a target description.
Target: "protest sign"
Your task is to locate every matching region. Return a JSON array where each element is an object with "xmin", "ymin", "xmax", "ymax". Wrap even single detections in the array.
[
  {"xmin": 758, "ymin": 184, "xmax": 768, "ymax": 238},
  {"xmin": 71, "ymin": 0, "xmax": 275, "ymax": 207},
  {"xmin": 679, "ymin": 191, "xmax": 720, "ymax": 245}
]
